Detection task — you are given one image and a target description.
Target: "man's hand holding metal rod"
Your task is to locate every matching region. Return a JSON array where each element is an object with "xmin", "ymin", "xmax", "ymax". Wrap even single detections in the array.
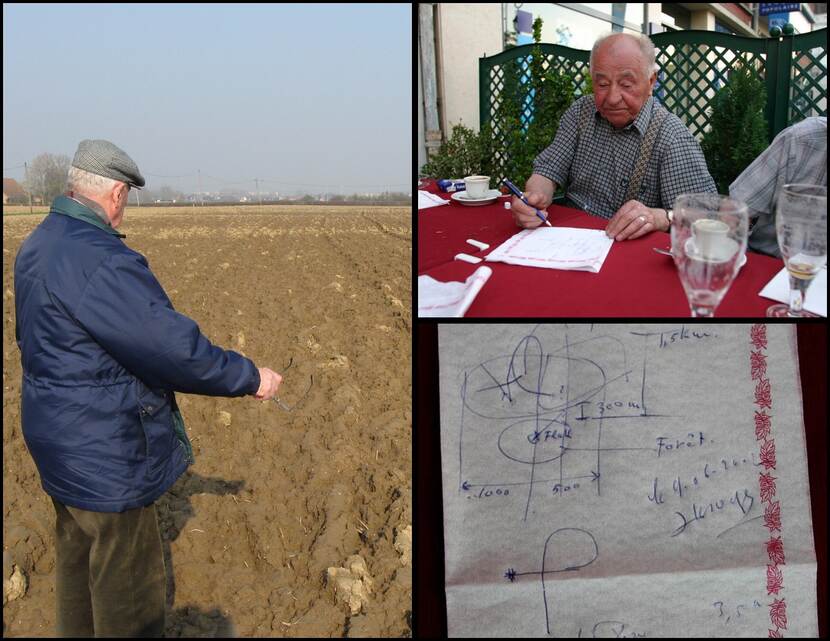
[{"xmin": 254, "ymin": 367, "xmax": 283, "ymax": 400}]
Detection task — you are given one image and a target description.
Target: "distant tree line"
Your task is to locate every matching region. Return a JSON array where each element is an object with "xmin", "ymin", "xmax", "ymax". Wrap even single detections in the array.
[
  {"xmin": 315, "ymin": 192, "xmax": 410, "ymax": 205},
  {"xmin": 17, "ymin": 153, "xmax": 410, "ymax": 206},
  {"xmin": 134, "ymin": 193, "xmax": 412, "ymax": 207}
]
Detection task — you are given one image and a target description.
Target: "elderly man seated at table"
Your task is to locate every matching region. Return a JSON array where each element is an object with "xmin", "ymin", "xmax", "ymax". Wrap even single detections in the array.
[
  {"xmin": 729, "ymin": 116, "xmax": 827, "ymax": 258},
  {"xmin": 512, "ymin": 32, "xmax": 717, "ymax": 241}
]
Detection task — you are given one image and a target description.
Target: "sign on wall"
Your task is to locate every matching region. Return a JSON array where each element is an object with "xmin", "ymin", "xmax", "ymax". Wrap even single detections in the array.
[{"xmin": 759, "ymin": 3, "xmax": 800, "ymax": 16}]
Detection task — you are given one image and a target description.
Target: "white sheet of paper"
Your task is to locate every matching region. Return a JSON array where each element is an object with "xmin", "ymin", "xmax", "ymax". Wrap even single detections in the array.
[
  {"xmin": 439, "ymin": 324, "xmax": 817, "ymax": 638},
  {"xmin": 485, "ymin": 227, "xmax": 614, "ymax": 272},
  {"xmin": 419, "ymin": 189, "xmax": 450, "ymax": 209},
  {"xmin": 758, "ymin": 266, "xmax": 827, "ymax": 317},
  {"xmin": 418, "ymin": 266, "xmax": 492, "ymax": 317}
]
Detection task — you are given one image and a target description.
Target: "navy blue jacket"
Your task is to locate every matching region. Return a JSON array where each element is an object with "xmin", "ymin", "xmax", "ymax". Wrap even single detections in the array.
[{"xmin": 14, "ymin": 195, "xmax": 260, "ymax": 512}]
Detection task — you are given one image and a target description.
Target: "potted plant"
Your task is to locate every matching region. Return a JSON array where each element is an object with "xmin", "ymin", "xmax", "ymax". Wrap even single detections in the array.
[{"xmin": 700, "ymin": 62, "xmax": 769, "ymax": 194}]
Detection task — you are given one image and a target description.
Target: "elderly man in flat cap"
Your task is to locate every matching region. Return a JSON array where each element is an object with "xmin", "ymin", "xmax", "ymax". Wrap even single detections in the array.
[
  {"xmin": 13, "ymin": 139, "xmax": 284, "ymax": 637},
  {"xmin": 512, "ymin": 33, "xmax": 717, "ymax": 240}
]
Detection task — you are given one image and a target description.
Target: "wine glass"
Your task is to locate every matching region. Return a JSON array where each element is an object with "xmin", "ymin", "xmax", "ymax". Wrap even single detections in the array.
[
  {"xmin": 766, "ymin": 184, "xmax": 827, "ymax": 317},
  {"xmin": 671, "ymin": 194, "xmax": 748, "ymax": 317}
]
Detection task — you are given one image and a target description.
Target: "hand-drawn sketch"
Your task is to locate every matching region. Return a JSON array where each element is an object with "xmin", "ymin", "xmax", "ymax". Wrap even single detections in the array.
[
  {"xmin": 458, "ymin": 325, "xmax": 676, "ymax": 522},
  {"xmin": 504, "ymin": 527, "xmax": 599, "ymax": 635},
  {"xmin": 440, "ymin": 325, "xmax": 817, "ymax": 639}
]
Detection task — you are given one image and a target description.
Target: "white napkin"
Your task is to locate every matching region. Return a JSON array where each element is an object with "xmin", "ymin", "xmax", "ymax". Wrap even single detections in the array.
[
  {"xmin": 418, "ymin": 266, "xmax": 493, "ymax": 317},
  {"xmin": 418, "ymin": 190, "xmax": 450, "ymax": 209},
  {"xmin": 758, "ymin": 266, "xmax": 827, "ymax": 317}
]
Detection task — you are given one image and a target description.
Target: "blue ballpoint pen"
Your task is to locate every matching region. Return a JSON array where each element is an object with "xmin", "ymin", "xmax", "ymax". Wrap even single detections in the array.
[{"xmin": 502, "ymin": 179, "xmax": 552, "ymax": 227}]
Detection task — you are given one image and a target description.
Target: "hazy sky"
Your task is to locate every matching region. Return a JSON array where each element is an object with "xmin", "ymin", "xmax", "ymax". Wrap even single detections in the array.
[{"xmin": 3, "ymin": 3, "xmax": 411, "ymax": 196}]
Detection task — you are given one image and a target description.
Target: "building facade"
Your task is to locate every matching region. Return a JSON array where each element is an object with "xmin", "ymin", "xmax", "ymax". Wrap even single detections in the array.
[{"xmin": 418, "ymin": 2, "xmax": 827, "ymax": 171}]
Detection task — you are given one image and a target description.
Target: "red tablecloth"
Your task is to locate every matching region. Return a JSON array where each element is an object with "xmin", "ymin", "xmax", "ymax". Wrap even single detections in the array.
[{"xmin": 418, "ymin": 180, "xmax": 784, "ymax": 317}]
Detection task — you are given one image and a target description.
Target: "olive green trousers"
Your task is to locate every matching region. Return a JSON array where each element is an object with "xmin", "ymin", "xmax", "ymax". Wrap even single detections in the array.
[{"xmin": 51, "ymin": 497, "xmax": 166, "ymax": 638}]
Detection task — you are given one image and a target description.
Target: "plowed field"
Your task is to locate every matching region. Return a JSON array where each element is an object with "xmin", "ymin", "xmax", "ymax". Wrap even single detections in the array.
[{"xmin": 2, "ymin": 205, "xmax": 412, "ymax": 637}]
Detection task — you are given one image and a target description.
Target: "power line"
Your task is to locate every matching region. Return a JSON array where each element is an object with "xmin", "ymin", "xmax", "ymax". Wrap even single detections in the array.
[
  {"xmin": 147, "ymin": 172, "xmax": 407, "ymax": 189},
  {"xmin": 5, "ymin": 160, "xmax": 408, "ymax": 193},
  {"xmin": 257, "ymin": 178, "xmax": 409, "ymax": 189},
  {"xmin": 193, "ymin": 175, "xmax": 408, "ymax": 189},
  {"xmin": 200, "ymin": 174, "xmax": 253, "ymax": 186},
  {"xmin": 144, "ymin": 172, "xmax": 197, "ymax": 179},
  {"xmin": 176, "ymin": 174, "xmax": 409, "ymax": 190}
]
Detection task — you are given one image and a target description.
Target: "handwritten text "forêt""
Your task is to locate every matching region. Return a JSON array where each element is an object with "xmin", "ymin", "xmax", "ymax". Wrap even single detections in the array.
[{"xmin": 656, "ymin": 432, "xmax": 706, "ymax": 457}]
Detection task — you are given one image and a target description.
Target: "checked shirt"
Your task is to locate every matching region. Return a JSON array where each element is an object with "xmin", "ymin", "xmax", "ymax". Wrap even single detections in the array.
[
  {"xmin": 729, "ymin": 116, "xmax": 827, "ymax": 257},
  {"xmin": 533, "ymin": 95, "xmax": 717, "ymax": 219}
]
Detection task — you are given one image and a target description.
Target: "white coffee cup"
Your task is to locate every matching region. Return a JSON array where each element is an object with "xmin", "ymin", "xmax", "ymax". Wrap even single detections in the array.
[
  {"xmin": 464, "ymin": 175, "xmax": 490, "ymax": 199},
  {"xmin": 692, "ymin": 218, "xmax": 730, "ymax": 260}
]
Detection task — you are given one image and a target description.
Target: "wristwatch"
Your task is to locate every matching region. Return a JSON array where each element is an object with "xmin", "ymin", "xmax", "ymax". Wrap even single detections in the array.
[{"xmin": 664, "ymin": 209, "xmax": 673, "ymax": 227}]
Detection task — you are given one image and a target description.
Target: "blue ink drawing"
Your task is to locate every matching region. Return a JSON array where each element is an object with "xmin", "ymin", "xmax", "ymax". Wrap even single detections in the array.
[
  {"xmin": 505, "ymin": 528, "xmax": 599, "ymax": 635},
  {"xmin": 458, "ymin": 326, "xmax": 670, "ymax": 521}
]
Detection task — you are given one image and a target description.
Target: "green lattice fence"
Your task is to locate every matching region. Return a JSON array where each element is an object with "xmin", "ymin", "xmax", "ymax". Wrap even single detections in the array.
[
  {"xmin": 787, "ymin": 32, "xmax": 827, "ymax": 126},
  {"xmin": 652, "ymin": 32, "xmax": 768, "ymax": 140},
  {"xmin": 483, "ymin": 43, "xmax": 585, "ymax": 189},
  {"xmin": 480, "ymin": 42, "xmax": 589, "ymax": 187},
  {"xmin": 480, "ymin": 29, "xmax": 827, "ymax": 187}
]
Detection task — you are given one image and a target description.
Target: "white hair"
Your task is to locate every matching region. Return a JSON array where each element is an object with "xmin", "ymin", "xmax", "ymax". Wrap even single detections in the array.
[
  {"xmin": 590, "ymin": 32, "xmax": 658, "ymax": 77},
  {"xmin": 66, "ymin": 165, "xmax": 120, "ymax": 197}
]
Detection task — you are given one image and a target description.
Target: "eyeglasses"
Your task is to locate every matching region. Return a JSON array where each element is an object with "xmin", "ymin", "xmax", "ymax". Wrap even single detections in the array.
[{"xmin": 271, "ymin": 357, "xmax": 314, "ymax": 412}]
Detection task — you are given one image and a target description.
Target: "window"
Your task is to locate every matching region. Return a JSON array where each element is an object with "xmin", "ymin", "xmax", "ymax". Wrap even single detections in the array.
[{"xmin": 505, "ymin": 3, "xmax": 645, "ymax": 50}]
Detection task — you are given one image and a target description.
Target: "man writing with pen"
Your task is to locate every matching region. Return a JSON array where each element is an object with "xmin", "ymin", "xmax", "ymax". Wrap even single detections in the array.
[{"xmin": 511, "ymin": 33, "xmax": 716, "ymax": 240}]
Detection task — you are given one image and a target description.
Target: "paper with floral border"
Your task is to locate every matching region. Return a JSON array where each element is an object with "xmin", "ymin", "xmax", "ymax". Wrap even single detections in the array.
[{"xmin": 439, "ymin": 324, "xmax": 817, "ymax": 638}]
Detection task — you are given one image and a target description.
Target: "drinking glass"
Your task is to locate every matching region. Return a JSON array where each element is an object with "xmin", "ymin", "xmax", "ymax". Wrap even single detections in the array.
[
  {"xmin": 671, "ymin": 194, "xmax": 748, "ymax": 317},
  {"xmin": 766, "ymin": 184, "xmax": 827, "ymax": 317}
]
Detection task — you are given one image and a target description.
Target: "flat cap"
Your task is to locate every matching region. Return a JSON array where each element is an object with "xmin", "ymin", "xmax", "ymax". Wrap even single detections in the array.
[{"xmin": 71, "ymin": 139, "xmax": 145, "ymax": 189}]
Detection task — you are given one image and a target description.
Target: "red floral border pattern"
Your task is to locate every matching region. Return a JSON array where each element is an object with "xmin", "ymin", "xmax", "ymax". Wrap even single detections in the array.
[{"xmin": 751, "ymin": 324, "xmax": 787, "ymax": 638}]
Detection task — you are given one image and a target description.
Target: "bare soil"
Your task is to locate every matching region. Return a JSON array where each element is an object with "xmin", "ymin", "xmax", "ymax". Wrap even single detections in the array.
[{"xmin": 2, "ymin": 205, "xmax": 412, "ymax": 637}]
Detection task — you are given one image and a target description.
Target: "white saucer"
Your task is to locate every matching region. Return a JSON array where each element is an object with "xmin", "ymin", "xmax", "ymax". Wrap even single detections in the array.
[
  {"xmin": 451, "ymin": 189, "xmax": 501, "ymax": 206},
  {"xmin": 682, "ymin": 238, "xmax": 747, "ymax": 269}
]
